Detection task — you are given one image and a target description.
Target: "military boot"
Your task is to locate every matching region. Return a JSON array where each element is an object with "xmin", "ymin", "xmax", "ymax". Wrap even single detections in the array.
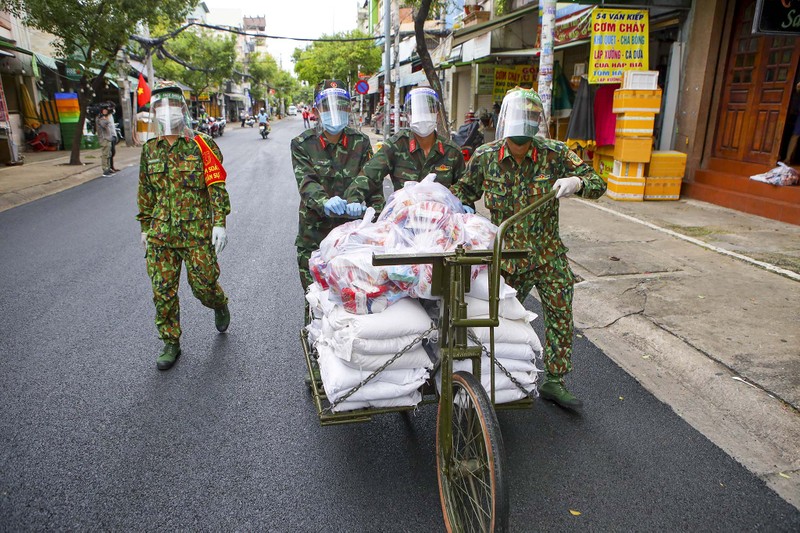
[
  {"xmin": 156, "ymin": 342, "xmax": 181, "ymax": 371},
  {"xmin": 215, "ymin": 304, "xmax": 230, "ymax": 332},
  {"xmin": 539, "ymin": 374, "xmax": 583, "ymax": 410}
]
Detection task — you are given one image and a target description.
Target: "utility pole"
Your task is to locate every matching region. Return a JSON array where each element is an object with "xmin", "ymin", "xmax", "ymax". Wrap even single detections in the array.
[
  {"xmin": 115, "ymin": 49, "xmax": 134, "ymax": 147},
  {"xmin": 382, "ymin": 0, "xmax": 391, "ymax": 140},
  {"xmin": 141, "ymin": 24, "xmax": 156, "ymax": 88},
  {"xmin": 537, "ymin": 0, "xmax": 556, "ymax": 130},
  {"xmin": 393, "ymin": 3, "xmax": 400, "ymax": 135}
]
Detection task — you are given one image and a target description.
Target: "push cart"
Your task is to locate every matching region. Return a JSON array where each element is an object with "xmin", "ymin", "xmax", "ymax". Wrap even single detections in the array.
[{"xmin": 301, "ymin": 191, "xmax": 556, "ymax": 532}]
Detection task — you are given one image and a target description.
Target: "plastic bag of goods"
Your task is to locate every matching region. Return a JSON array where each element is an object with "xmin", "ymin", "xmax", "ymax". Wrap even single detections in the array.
[{"xmin": 378, "ymin": 173, "xmax": 464, "ymax": 226}]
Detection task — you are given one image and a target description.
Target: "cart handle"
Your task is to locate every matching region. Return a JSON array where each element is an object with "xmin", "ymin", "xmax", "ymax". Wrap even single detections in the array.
[
  {"xmin": 371, "ymin": 248, "xmax": 528, "ymax": 267},
  {"xmin": 490, "ymin": 190, "xmax": 557, "ymax": 318}
]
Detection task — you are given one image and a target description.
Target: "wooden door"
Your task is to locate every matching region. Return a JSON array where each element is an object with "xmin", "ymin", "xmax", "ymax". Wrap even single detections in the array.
[{"xmin": 714, "ymin": 0, "xmax": 800, "ymax": 165}]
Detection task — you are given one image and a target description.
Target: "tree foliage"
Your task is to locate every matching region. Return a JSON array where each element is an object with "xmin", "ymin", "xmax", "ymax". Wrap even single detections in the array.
[
  {"xmin": 152, "ymin": 29, "xmax": 237, "ymax": 96},
  {"xmin": 1, "ymin": 0, "xmax": 194, "ymax": 164},
  {"xmin": 292, "ymin": 29, "xmax": 381, "ymax": 87}
]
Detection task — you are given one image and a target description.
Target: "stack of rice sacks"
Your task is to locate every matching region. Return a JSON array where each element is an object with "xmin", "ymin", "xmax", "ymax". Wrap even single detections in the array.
[
  {"xmin": 307, "ymin": 285, "xmax": 434, "ymax": 412},
  {"xmin": 455, "ymin": 270, "xmax": 544, "ymax": 403}
]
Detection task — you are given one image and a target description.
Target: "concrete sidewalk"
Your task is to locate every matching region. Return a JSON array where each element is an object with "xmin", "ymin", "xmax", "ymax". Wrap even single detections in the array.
[
  {"xmin": 3, "ymin": 130, "xmax": 799, "ymax": 507},
  {"xmin": 0, "ymin": 143, "xmax": 142, "ymax": 213}
]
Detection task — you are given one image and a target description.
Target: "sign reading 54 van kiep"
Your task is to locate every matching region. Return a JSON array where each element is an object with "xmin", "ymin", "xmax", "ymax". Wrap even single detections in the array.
[
  {"xmin": 753, "ymin": 0, "xmax": 800, "ymax": 35},
  {"xmin": 589, "ymin": 8, "xmax": 649, "ymax": 84}
]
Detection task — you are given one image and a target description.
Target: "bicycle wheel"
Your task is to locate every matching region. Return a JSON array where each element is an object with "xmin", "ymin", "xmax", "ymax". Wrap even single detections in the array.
[{"xmin": 437, "ymin": 371, "xmax": 508, "ymax": 532}]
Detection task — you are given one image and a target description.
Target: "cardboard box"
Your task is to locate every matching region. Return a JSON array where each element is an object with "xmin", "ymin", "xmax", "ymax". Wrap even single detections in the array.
[
  {"xmin": 607, "ymin": 174, "xmax": 645, "ymax": 201},
  {"xmin": 612, "ymin": 159, "xmax": 645, "ymax": 178},
  {"xmin": 595, "ymin": 145, "xmax": 615, "ymax": 156},
  {"xmin": 614, "ymin": 136, "xmax": 653, "ymax": 163},
  {"xmin": 647, "ymin": 151, "xmax": 688, "ymax": 178},
  {"xmin": 615, "ymin": 112, "xmax": 656, "ymax": 137},
  {"xmin": 613, "ymin": 89, "xmax": 663, "ymax": 114},
  {"xmin": 594, "ymin": 152, "xmax": 615, "ymax": 183},
  {"xmin": 644, "ymin": 176, "xmax": 682, "ymax": 201}
]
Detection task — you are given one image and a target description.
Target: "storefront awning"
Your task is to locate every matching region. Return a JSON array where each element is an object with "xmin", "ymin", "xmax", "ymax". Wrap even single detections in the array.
[
  {"xmin": 225, "ymin": 93, "xmax": 247, "ymax": 102},
  {"xmin": 452, "ymin": 4, "xmax": 538, "ymax": 47},
  {"xmin": 492, "ymin": 38, "xmax": 591, "ymax": 57},
  {"xmin": 0, "ymin": 49, "xmax": 14, "ymax": 58},
  {"xmin": 34, "ymin": 53, "xmax": 59, "ymax": 71}
]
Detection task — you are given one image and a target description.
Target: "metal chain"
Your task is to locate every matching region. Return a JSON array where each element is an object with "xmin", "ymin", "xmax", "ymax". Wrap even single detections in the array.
[
  {"xmin": 467, "ymin": 331, "xmax": 539, "ymax": 399},
  {"xmin": 322, "ymin": 324, "xmax": 438, "ymax": 414}
]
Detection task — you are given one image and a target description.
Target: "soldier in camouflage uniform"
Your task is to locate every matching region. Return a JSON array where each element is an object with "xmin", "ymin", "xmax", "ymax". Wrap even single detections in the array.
[
  {"xmin": 343, "ymin": 87, "xmax": 465, "ymax": 212},
  {"xmin": 451, "ymin": 88, "xmax": 607, "ymax": 409},
  {"xmin": 292, "ymin": 80, "xmax": 374, "ymax": 291},
  {"xmin": 136, "ymin": 83, "xmax": 231, "ymax": 371}
]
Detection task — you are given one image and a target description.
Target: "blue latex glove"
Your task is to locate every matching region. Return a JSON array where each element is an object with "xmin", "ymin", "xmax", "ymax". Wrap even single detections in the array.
[
  {"xmin": 463, "ymin": 205, "xmax": 475, "ymax": 214},
  {"xmin": 323, "ymin": 196, "xmax": 347, "ymax": 216},
  {"xmin": 345, "ymin": 202, "xmax": 365, "ymax": 218}
]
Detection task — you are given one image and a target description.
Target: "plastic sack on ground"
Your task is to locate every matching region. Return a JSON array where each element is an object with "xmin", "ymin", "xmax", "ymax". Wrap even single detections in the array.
[{"xmin": 750, "ymin": 162, "xmax": 799, "ymax": 186}]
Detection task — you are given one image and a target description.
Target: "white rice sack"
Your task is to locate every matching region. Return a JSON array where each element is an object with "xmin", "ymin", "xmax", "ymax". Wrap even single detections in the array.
[
  {"xmin": 319, "ymin": 352, "xmax": 428, "ymax": 403},
  {"xmin": 351, "ymin": 334, "xmax": 423, "ymax": 355},
  {"xmin": 466, "ymin": 270, "xmax": 517, "ymax": 301},
  {"xmin": 330, "ymin": 392, "xmax": 422, "ymax": 413},
  {"xmin": 306, "ymin": 318, "xmax": 323, "ymax": 344},
  {"xmin": 464, "ymin": 295, "xmax": 536, "ymax": 322},
  {"xmin": 473, "ymin": 341, "xmax": 539, "ymax": 361},
  {"xmin": 305, "ymin": 283, "xmax": 336, "ymax": 318},
  {"xmin": 324, "ymin": 298, "xmax": 433, "ymax": 341},
  {"xmin": 453, "ymin": 359, "xmax": 539, "ymax": 392},
  {"xmin": 471, "ymin": 318, "xmax": 543, "ymax": 353},
  {"xmin": 346, "ymin": 346, "xmax": 434, "ymax": 371}
]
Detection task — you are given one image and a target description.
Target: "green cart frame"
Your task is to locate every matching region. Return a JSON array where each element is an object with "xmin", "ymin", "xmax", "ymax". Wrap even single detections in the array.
[{"xmin": 301, "ymin": 191, "xmax": 556, "ymax": 532}]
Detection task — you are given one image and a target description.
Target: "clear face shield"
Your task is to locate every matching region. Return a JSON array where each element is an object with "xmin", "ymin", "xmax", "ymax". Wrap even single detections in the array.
[
  {"xmin": 314, "ymin": 88, "xmax": 350, "ymax": 134},
  {"xmin": 149, "ymin": 92, "xmax": 193, "ymax": 138},
  {"xmin": 404, "ymin": 88, "xmax": 439, "ymax": 137},
  {"xmin": 495, "ymin": 88, "xmax": 545, "ymax": 142}
]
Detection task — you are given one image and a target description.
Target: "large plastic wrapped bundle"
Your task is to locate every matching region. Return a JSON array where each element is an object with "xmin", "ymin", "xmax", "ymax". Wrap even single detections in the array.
[{"xmin": 378, "ymin": 173, "xmax": 464, "ymax": 226}]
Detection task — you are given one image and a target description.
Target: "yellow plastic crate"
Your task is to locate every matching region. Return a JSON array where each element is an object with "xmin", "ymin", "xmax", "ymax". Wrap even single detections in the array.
[
  {"xmin": 612, "ymin": 159, "xmax": 645, "ymax": 178},
  {"xmin": 647, "ymin": 151, "xmax": 688, "ymax": 178},
  {"xmin": 614, "ymin": 136, "xmax": 653, "ymax": 163},
  {"xmin": 612, "ymin": 89, "xmax": 663, "ymax": 114},
  {"xmin": 594, "ymin": 152, "xmax": 614, "ymax": 183},
  {"xmin": 644, "ymin": 176, "xmax": 682, "ymax": 201},
  {"xmin": 615, "ymin": 112, "xmax": 656, "ymax": 137},
  {"xmin": 607, "ymin": 174, "xmax": 645, "ymax": 201}
]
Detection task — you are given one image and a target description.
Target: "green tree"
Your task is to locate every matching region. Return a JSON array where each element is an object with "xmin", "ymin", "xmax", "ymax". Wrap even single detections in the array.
[
  {"xmin": 2, "ymin": 0, "xmax": 194, "ymax": 165},
  {"xmin": 152, "ymin": 28, "xmax": 237, "ymax": 100},
  {"xmin": 246, "ymin": 52, "xmax": 279, "ymax": 104},
  {"xmin": 293, "ymin": 30, "xmax": 381, "ymax": 87}
]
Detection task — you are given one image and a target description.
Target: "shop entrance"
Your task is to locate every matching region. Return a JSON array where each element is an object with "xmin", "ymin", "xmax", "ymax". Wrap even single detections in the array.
[{"xmin": 713, "ymin": 0, "xmax": 800, "ymax": 166}]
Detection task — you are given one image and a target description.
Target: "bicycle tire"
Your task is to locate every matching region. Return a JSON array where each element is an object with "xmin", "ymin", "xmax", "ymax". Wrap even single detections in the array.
[{"xmin": 437, "ymin": 371, "xmax": 508, "ymax": 533}]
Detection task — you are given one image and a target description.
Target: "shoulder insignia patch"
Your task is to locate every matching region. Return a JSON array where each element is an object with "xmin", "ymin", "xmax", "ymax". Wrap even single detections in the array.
[
  {"xmin": 436, "ymin": 164, "xmax": 450, "ymax": 172},
  {"xmin": 567, "ymin": 151, "xmax": 584, "ymax": 166}
]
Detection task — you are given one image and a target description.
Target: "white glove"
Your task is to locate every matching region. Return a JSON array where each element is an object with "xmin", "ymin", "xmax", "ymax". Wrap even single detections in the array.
[
  {"xmin": 140, "ymin": 232, "xmax": 147, "ymax": 250},
  {"xmin": 212, "ymin": 226, "xmax": 227, "ymax": 255},
  {"xmin": 553, "ymin": 176, "xmax": 582, "ymax": 199}
]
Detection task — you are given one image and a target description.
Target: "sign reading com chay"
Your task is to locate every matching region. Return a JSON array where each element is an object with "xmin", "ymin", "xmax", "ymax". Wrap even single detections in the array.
[{"xmin": 589, "ymin": 8, "xmax": 649, "ymax": 84}]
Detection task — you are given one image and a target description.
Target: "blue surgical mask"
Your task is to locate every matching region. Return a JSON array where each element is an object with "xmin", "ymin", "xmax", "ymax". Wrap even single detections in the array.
[{"xmin": 320, "ymin": 110, "xmax": 348, "ymax": 134}]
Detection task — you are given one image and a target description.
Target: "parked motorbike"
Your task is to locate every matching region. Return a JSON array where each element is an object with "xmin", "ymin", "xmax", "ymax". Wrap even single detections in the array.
[
  {"xmin": 206, "ymin": 117, "xmax": 220, "ymax": 138},
  {"xmin": 195, "ymin": 118, "xmax": 210, "ymax": 136},
  {"xmin": 259, "ymin": 121, "xmax": 271, "ymax": 139},
  {"xmin": 451, "ymin": 121, "xmax": 484, "ymax": 162},
  {"xmin": 215, "ymin": 117, "xmax": 226, "ymax": 137},
  {"xmin": 244, "ymin": 116, "xmax": 255, "ymax": 127}
]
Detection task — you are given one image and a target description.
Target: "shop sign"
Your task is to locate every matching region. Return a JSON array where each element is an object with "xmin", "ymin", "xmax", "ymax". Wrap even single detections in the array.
[
  {"xmin": 476, "ymin": 64, "xmax": 495, "ymax": 95},
  {"xmin": 753, "ymin": 0, "xmax": 800, "ymax": 35},
  {"xmin": 534, "ymin": 6, "xmax": 594, "ymax": 48},
  {"xmin": 493, "ymin": 65, "xmax": 536, "ymax": 103},
  {"xmin": 589, "ymin": 8, "xmax": 649, "ymax": 84}
]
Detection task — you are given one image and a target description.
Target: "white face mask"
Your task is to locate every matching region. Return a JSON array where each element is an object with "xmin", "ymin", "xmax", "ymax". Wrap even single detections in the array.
[{"xmin": 410, "ymin": 120, "xmax": 436, "ymax": 137}]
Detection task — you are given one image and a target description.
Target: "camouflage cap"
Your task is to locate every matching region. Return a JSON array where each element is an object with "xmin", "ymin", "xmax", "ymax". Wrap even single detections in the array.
[
  {"xmin": 151, "ymin": 80, "xmax": 184, "ymax": 97},
  {"xmin": 314, "ymin": 79, "xmax": 348, "ymax": 100}
]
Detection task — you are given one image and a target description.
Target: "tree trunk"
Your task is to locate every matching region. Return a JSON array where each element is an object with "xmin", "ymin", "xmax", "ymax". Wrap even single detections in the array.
[
  {"xmin": 414, "ymin": 0, "xmax": 450, "ymax": 135},
  {"xmin": 69, "ymin": 76, "xmax": 89, "ymax": 166}
]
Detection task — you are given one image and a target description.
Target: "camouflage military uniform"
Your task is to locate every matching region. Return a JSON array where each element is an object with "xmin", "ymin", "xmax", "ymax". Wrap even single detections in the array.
[
  {"xmin": 451, "ymin": 137, "xmax": 606, "ymax": 378},
  {"xmin": 343, "ymin": 129, "xmax": 466, "ymax": 212},
  {"xmin": 292, "ymin": 126, "xmax": 374, "ymax": 290},
  {"xmin": 136, "ymin": 133, "xmax": 231, "ymax": 342}
]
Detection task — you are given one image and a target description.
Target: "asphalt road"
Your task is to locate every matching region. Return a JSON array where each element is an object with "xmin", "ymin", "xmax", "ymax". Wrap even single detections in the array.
[{"xmin": 1, "ymin": 117, "xmax": 798, "ymax": 531}]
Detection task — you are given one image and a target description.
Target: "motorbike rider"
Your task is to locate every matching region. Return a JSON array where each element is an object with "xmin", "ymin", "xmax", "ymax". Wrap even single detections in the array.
[
  {"xmin": 450, "ymin": 87, "xmax": 607, "ymax": 409},
  {"xmin": 257, "ymin": 108, "xmax": 269, "ymax": 129},
  {"xmin": 291, "ymin": 79, "xmax": 374, "ymax": 292},
  {"xmin": 343, "ymin": 86, "xmax": 465, "ymax": 213}
]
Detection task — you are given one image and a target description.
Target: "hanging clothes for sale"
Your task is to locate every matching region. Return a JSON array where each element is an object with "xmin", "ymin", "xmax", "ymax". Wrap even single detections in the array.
[
  {"xmin": 593, "ymin": 83, "xmax": 619, "ymax": 147},
  {"xmin": 565, "ymin": 77, "xmax": 594, "ymax": 152}
]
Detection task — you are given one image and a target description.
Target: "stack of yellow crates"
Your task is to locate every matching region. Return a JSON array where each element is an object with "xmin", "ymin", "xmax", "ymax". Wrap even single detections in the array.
[
  {"xmin": 644, "ymin": 151, "xmax": 688, "ymax": 200},
  {"xmin": 593, "ymin": 145, "xmax": 615, "ymax": 183},
  {"xmin": 606, "ymin": 87, "xmax": 662, "ymax": 201}
]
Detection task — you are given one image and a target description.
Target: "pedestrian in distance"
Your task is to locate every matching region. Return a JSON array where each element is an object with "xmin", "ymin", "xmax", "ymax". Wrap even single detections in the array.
[
  {"xmin": 291, "ymin": 79, "xmax": 374, "ymax": 293},
  {"xmin": 136, "ymin": 82, "xmax": 231, "ymax": 371},
  {"xmin": 107, "ymin": 103, "xmax": 121, "ymax": 172},
  {"xmin": 240, "ymin": 109, "xmax": 246, "ymax": 128},
  {"xmin": 450, "ymin": 87, "xmax": 607, "ymax": 409},
  {"xmin": 95, "ymin": 105, "xmax": 116, "ymax": 176},
  {"xmin": 302, "ymin": 106, "xmax": 311, "ymax": 129},
  {"xmin": 343, "ymin": 86, "xmax": 466, "ymax": 212}
]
